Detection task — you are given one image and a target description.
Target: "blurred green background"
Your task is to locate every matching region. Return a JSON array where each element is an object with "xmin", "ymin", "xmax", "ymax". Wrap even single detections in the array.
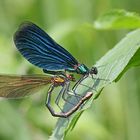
[{"xmin": 0, "ymin": 0, "xmax": 140, "ymax": 140}]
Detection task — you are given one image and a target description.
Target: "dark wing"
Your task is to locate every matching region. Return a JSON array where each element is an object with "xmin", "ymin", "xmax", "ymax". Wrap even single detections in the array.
[
  {"xmin": 14, "ymin": 22, "xmax": 78, "ymax": 71},
  {"xmin": 0, "ymin": 74, "xmax": 51, "ymax": 98}
]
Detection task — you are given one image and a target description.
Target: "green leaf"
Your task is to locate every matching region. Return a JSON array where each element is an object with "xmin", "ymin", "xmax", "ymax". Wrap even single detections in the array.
[
  {"xmin": 0, "ymin": 101, "xmax": 31, "ymax": 140},
  {"xmin": 49, "ymin": 29, "xmax": 140, "ymax": 140},
  {"xmin": 94, "ymin": 9, "xmax": 140, "ymax": 29}
]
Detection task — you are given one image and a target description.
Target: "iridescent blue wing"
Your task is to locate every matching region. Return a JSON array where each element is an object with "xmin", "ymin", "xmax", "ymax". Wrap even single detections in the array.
[{"xmin": 14, "ymin": 22, "xmax": 78, "ymax": 71}]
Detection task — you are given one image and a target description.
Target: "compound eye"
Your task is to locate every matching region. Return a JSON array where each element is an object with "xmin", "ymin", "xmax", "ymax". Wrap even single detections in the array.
[{"xmin": 90, "ymin": 67, "xmax": 98, "ymax": 75}]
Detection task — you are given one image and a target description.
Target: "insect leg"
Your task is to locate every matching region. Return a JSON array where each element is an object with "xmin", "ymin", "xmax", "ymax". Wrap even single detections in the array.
[
  {"xmin": 45, "ymin": 84, "xmax": 93, "ymax": 118},
  {"xmin": 45, "ymin": 84, "xmax": 66, "ymax": 117},
  {"xmin": 72, "ymin": 75, "xmax": 88, "ymax": 91},
  {"xmin": 45, "ymin": 84, "xmax": 57, "ymax": 116},
  {"xmin": 55, "ymin": 85, "xmax": 66, "ymax": 112},
  {"xmin": 61, "ymin": 80, "xmax": 75, "ymax": 105},
  {"xmin": 61, "ymin": 80, "xmax": 82, "ymax": 106}
]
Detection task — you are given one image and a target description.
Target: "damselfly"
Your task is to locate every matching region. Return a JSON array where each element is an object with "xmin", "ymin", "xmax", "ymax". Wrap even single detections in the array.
[
  {"xmin": 0, "ymin": 74, "xmax": 92, "ymax": 118},
  {"xmin": 14, "ymin": 22, "xmax": 98, "ymax": 90},
  {"xmin": 0, "ymin": 21, "xmax": 97, "ymax": 118}
]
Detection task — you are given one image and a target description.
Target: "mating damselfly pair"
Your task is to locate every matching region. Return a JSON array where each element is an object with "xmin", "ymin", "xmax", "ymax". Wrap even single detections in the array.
[{"xmin": 0, "ymin": 22, "xmax": 98, "ymax": 118}]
